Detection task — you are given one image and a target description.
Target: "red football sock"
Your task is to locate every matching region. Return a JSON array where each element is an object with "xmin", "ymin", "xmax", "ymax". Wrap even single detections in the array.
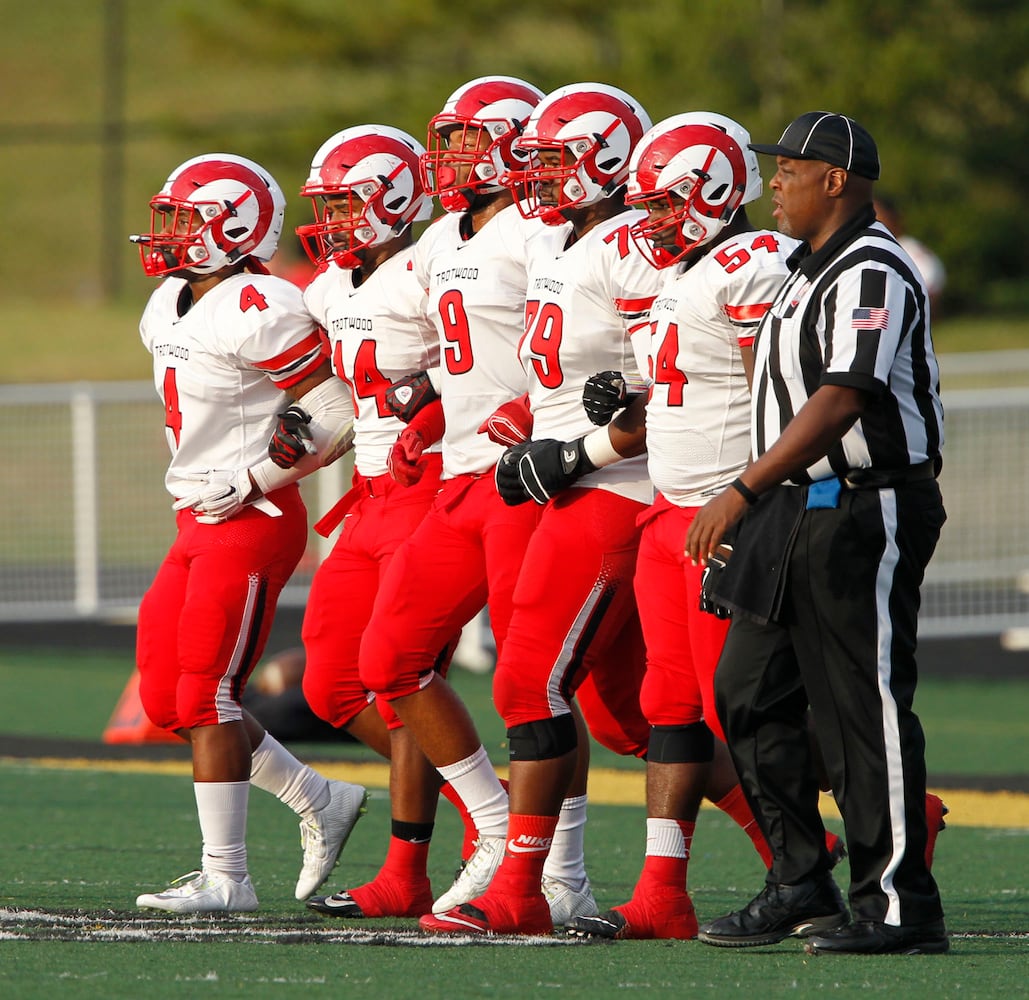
[
  {"xmin": 489, "ymin": 813, "xmax": 558, "ymax": 898},
  {"xmin": 924, "ymin": 793, "xmax": 948, "ymax": 869},
  {"xmin": 440, "ymin": 782, "xmax": 477, "ymax": 862},
  {"xmin": 713, "ymin": 786, "xmax": 774, "ymax": 867},
  {"xmin": 347, "ymin": 837, "xmax": 433, "ymax": 917}
]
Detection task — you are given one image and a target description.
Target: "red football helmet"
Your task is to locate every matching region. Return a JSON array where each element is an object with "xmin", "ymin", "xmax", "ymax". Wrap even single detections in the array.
[
  {"xmin": 505, "ymin": 82, "xmax": 652, "ymax": 225},
  {"xmin": 131, "ymin": 153, "xmax": 285, "ymax": 277},
  {"xmin": 626, "ymin": 112, "xmax": 763, "ymax": 267},
  {"xmin": 296, "ymin": 125, "xmax": 432, "ymax": 268},
  {"xmin": 422, "ymin": 76, "xmax": 544, "ymax": 213}
]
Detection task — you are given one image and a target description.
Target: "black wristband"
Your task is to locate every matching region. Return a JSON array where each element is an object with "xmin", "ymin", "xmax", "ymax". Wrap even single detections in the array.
[{"xmin": 730, "ymin": 477, "xmax": 759, "ymax": 506}]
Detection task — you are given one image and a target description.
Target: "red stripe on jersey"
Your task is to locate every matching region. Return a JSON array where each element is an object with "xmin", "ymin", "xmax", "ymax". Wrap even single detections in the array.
[
  {"xmin": 271, "ymin": 352, "xmax": 326, "ymax": 390},
  {"xmin": 258, "ymin": 331, "xmax": 325, "ymax": 373},
  {"xmin": 257, "ymin": 332, "xmax": 328, "ymax": 388},
  {"xmin": 614, "ymin": 295, "xmax": 656, "ymax": 317},
  {"xmin": 737, "ymin": 335, "xmax": 756, "ymax": 348},
  {"xmin": 724, "ymin": 301, "xmax": 772, "ymax": 323}
]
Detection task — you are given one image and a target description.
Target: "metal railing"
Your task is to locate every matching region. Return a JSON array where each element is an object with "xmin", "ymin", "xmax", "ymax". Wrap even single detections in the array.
[{"xmin": 2, "ymin": 362, "xmax": 1028, "ymax": 638}]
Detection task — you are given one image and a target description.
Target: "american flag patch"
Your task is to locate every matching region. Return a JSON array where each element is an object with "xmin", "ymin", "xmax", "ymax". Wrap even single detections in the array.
[{"xmin": 852, "ymin": 307, "xmax": 890, "ymax": 329}]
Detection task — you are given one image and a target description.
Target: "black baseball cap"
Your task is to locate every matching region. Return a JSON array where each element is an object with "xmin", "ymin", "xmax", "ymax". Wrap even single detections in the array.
[{"xmin": 748, "ymin": 111, "xmax": 880, "ymax": 180}]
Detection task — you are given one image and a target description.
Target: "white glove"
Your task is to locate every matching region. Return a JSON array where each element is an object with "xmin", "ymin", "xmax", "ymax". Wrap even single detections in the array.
[{"xmin": 172, "ymin": 469, "xmax": 254, "ymax": 524}]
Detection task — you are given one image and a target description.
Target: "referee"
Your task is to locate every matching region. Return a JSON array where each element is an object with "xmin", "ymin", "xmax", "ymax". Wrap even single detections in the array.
[{"xmin": 685, "ymin": 112, "xmax": 947, "ymax": 955}]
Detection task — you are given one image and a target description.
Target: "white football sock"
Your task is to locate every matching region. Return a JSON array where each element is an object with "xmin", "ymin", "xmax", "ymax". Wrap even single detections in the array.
[
  {"xmin": 543, "ymin": 794, "xmax": 589, "ymax": 885},
  {"xmin": 194, "ymin": 780, "xmax": 249, "ymax": 879},
  {"xmin": 250, "ymin": 732, "xmax": 330, "ymax": 816},
  {"xmin": 645, "ymin": 816, "xmax": 689, "ymax": 858},
  {"xmin": 437, "ymin": 745, "xmax": 508, "ymax": 838}
]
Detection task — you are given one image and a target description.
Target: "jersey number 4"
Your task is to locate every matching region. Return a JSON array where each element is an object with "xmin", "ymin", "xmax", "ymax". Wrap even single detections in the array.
[
  {"xmin": 336, "ymin": 339, "xmax": 392, "ymax": 418},
  {"xmin": 163, "ymin": 368, "xmax": 183, "ymax": 446},
  {"xmin": 653, "ymin": 322, "xmax": 687, "ymax": 406}
]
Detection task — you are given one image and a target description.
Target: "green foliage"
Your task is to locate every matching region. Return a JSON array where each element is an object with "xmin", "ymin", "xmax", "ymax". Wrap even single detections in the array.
[{"xmin": 0, "ymin": 0, "xmax": 1024, "ymax": 314}]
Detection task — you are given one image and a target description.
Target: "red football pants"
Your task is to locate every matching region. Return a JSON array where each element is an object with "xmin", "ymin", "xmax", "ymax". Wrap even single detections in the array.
[
  {"xmin": 633, "ymin": 496, "xmax": 731, "ymax": 740},
  {"xmin": 136, "ymin": 485, "xmax": 307, "ymax": 731},
  {"xmin": 359, "ymin": 473, "xmax": 542, "ymax": 700},
  {"xmin": 302, "ymin": 457, "xmax": 447, "ymax": 730},
  {"xmin": 493, "ymin": 487, "xmax": 649, "ymax": 758}
]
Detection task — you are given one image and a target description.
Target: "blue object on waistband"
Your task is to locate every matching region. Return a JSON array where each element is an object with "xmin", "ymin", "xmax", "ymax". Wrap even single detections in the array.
[{"xmin": 806, "ymin": 478, "xmax": 842, "ymax": 509}]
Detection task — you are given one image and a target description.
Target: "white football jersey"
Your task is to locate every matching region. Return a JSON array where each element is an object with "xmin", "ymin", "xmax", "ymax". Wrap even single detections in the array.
[
  {"xmin": 412, "ymin": 204, "xmax": 545, "ymax": 477},
  {"xmin": 520, "ymin": 211, "xmax": 662, "ymax": 504},
  {"xmin": 140, "ymin": 271, "xmax": 325, "ymax": 498},
  {"xmin": 304, "ymin": 246, "xmax": 439, "ymax": 478},
  {"xmin": 645, "ymin": 229, "xmax": 800, "ymax": 506}
]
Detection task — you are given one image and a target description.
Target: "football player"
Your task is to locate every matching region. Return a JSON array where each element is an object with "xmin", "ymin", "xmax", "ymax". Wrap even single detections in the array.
[
  {"xmin": 561, "ymin": 113, "xmax": 804, "ymax": 939},
  {"xmin": 418, "ymin": 81, "xmax": 662, "ymax": 937},
  {"xmin": 349, "ymin": 78, "xmax": 573, "ymax": 919},
  {"xmin": 267, "ymin": 124, "xmax": 479, "ymax": 920},
  {"xmin": 131, "ymin": 153, "xmax": 366, "ymax": 913}
]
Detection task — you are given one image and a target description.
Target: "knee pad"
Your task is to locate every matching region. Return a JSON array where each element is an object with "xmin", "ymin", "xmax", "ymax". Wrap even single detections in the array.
[
  {"xmin": 508, "ymin": 714, "xmax": 578, "ymax": 761},
  {"xmin": 648, "ymin": 722, "xmax": 715, "ymax": 764}
]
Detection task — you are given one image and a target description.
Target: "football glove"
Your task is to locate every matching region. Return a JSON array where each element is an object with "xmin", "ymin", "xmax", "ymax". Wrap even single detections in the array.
[
  {"xmin": 478, "ymin": 394, "xmax": 533, "ymax": 446},
  {"xmin": 516, "ymin": 438, "xmax": 597, "ymax": 505},
  {"xmin": 583, "ymin": 370, "xmax": 631, "ymax": 426},
  {"xmin": 267, "ymin": 405, "xmax": 315, "ymax": 469},
  {"xmin": 698, "ymin": 541, "xmax": 734, "ymax": 619},
  {"xmin": 172, "ymin": 468, "xmax": 253, "ymax": 524},
  {"xmin": 494, "ymin": 441, "xmax": 534, "ymax": 506},
  {"xmin": 385, "ymin": 371, "xmax": 439, "ymax": 424},
  {"xmin": 387, "ymin": 427, "xmax": 428, "ymax": 487}
]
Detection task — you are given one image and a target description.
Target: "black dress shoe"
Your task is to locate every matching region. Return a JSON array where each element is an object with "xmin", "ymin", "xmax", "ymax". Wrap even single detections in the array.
[
  {"xmin": 697, "ymin": 874, "xmax": 847, "ymax": 948},
  {"xmin": 805, "ymin": 919, "xmax": 949, "ymax": 955}
]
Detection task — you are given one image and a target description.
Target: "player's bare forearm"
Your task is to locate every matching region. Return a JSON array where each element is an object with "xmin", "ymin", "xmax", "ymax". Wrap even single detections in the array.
[
  {"xmin": 686, "ymin": 384, "xmax": 868, "ymax": 565},
  {"xmin": 742, "ymin": 384, "xmax": 868, "ymax": 496},
  {"xmin": 608, "ymin": 393, "xmax": 648, "ymax": 457}
]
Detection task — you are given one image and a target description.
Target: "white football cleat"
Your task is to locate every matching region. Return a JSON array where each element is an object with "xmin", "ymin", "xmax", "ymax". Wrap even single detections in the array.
[
  {"xmin": 431, "ymin": 835, "xmax": 505, "ymax": 914},
  {"xmin": 295, "ymin": 780, "xmax": 369, "ymax": 900},
  {"xmin": 543, "ymin": 874, "xmax": 598, "ymax": 926},
  {"xmin": 136, "ymin": 870, "xmax": 258, "ymax": 913}
]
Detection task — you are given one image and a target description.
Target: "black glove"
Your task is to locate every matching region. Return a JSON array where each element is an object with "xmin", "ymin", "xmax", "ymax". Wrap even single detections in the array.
[
  {"xmin": 385, "ymin": 371, "xmax": 439, "ymax": 423},
  {"xmin": 268, "ymin": 405, "xmax": 314, "ymax": 469},
  {"xmin": 583, "ymin": 370, "xmax": 633, "ymax": 426},
  {"xmin": 699, "ymin": 541, "xmax": 734, "ymax": 619},
  {"xmin": 517, "ymin": 438, "xmax": 597, "ymax": 505},
  {"xmin": 495, "ymin": 442, "xmax": 534, "ymax": 505}
]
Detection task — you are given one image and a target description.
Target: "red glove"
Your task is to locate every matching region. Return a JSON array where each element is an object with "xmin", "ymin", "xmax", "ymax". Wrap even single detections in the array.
[
  {"xmin": 477, "ymin": 394, "xmax": 533, "ymax": 446},
  {"xmin": 387, "ymin": 427, "xmax": 427, "ymax": 486},
  {"xmin": 387, "ymin": 398, "xmax": 446, "ymax": 487}
]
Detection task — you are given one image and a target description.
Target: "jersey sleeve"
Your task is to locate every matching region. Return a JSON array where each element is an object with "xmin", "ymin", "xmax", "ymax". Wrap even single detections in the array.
[
  {"xmin": 604, "ymin": 221, "xmax": 662, "ymax": 382},
  {"xmin": 716, "ymin": 256, "xmax": 791, "ymax": 350},
  {"xmin": 820, "ymin": 261, "xmax": 912, "ymax": 395},
  {"xmin": 222, "ymin": 274, "xmax": 326, "ymax": 390}
]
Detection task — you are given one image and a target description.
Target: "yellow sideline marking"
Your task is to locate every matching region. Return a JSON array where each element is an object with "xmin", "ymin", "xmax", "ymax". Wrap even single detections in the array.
[{"xmin": 4, "ymin": 754, "xmax": 1028, "ymax": 829}]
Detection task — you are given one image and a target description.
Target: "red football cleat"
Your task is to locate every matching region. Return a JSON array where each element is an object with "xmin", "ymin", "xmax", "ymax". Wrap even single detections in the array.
[
  {"xmin": 419, "ymin": 893, "xmax": 552, "ymax": 936},
  {"xmin": 308, "ymin": 875, "xmax": 433, "ymax": 918},
  {"xmin": 566, "ymin": 889, "xmax": 698, "ymax": 940}
]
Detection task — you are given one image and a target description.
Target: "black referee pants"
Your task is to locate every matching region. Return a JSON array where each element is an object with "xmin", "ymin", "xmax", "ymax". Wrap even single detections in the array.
[{"xmin": 714, "ymin": 479, "xmax": 946, "ymax": 927}]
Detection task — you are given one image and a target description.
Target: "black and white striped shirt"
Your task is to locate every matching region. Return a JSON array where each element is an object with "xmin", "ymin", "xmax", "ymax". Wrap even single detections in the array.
[{"xmin": 752, "ymin": 206, "xmax": 944, "ymax": 484}]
